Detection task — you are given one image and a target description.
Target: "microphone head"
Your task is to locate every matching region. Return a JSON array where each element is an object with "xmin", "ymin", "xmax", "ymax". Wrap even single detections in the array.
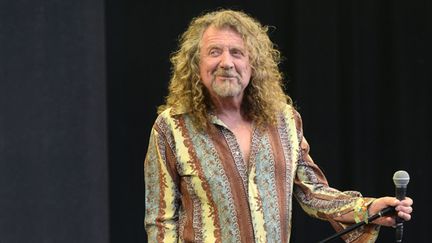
[{"xmin": 393, "ymin": 170, "xmax": 410, "ymax": 188}]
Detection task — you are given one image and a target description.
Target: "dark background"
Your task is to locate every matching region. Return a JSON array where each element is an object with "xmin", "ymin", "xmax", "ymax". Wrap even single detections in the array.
[{"xmin": 1, "ymin": 0, "xmax": 430, "ymax": 242}]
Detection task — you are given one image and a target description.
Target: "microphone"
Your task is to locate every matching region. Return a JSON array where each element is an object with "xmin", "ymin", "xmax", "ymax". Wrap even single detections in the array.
[{"xmin": 393, "ymin": 170, "xmax": 410, "ymax": 243}]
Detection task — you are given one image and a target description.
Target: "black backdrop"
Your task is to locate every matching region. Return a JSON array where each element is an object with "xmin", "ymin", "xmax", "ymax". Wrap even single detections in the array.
[
  {"xmin": 0, "ymin": 1, "xmax": 109, "ymax": 243},
  {"xmin": 1, "ymin": 0, "xmax": 430, "ymax": 242}
]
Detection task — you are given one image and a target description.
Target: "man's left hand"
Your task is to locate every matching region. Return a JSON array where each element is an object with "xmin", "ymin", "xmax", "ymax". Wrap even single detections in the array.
[{"xmin": 368, "ymin": 196, "xmax": 413, "ymax": 227}]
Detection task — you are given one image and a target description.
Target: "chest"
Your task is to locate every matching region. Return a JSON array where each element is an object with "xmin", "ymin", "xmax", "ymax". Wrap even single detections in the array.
[{"xmin": 230, "ymin": 125, "xmax": 252, "ymax": 164}]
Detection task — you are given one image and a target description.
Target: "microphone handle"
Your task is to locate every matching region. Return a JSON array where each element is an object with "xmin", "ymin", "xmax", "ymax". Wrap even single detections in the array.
[
  {"xmin": 395, "ymin": 217, "xmax": 403, "ymax": 243},
  {"xmin": 395, "ymin": 187, "xmax": 406, "ymax": 243}
]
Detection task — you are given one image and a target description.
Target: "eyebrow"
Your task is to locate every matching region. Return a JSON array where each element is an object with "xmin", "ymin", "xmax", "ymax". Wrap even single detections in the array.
[{"xmin": 205, "ymin": 44, "xmax": 246, "ymax": 52}]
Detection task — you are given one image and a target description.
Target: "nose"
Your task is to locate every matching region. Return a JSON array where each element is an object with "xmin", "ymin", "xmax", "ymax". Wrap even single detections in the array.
[{"xmin": 219, "ymin": 51, "xmax": 234, "ymax": 70}]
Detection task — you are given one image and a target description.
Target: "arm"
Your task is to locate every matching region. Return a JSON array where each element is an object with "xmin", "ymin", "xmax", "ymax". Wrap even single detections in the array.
[
  {"xmin": 294, "ymin": 136, "xmax": 375, "ymax": 221},
  {"xmin": 144, "ymin": 124, "xmax": 180, "ymax": 242},
  {"xmin": 292, "ymin": 110, "xmax": 380, "ymax": 242}
]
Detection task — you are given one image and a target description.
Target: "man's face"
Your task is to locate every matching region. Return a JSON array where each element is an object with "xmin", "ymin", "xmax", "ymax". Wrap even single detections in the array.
[{"xmin": 199, "ymin": 26, "xmax": 252, "ymax": 99}]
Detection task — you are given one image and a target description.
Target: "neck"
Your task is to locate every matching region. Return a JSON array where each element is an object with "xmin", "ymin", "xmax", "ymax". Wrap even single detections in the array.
[
  {"xmin": 212, "ymin": 97, "xmax": 242, "ymax": 117},
  {"xmin": 213, "ymin": 103, "xmax": 251, "ymax": 130},
  {"xmin": 209, "ymin": 92, "xmax": 251, "ymax": 126}
]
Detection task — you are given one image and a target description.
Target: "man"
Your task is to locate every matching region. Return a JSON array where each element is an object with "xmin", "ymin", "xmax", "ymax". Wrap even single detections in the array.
[{"xmin": 144, "ymin": 9, "xmax": 413, "ymax": 242}]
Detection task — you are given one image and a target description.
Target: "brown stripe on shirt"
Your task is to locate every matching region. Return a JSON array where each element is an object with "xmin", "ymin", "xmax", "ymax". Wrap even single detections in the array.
[
  {"xmin": 267, "ymin": 124, "xmax": 289, "ymax": 243},
  {"xmin": 208, "ymin": 124, "xmax": 255, "ymax": 242}
]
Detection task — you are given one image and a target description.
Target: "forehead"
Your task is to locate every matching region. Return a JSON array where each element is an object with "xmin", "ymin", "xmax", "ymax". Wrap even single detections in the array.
[{"xmin": 200, "ymin": 26, "xmax": 246, "ymax": 49}]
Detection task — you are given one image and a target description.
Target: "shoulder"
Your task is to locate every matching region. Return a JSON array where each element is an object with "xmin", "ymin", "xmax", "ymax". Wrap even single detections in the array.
[
  {"xmin": 150, "ymin": 108, "xmax": 183, "ymax": 143},
  {"xmin": 157, "ymin": 107, "xmax": 174, "ymax": 119},
  {"xmin": 152, "ymin": 108, "xmax": 176, "ymax": 131},
  {"xmin": 154, "ymin": 107, "xmax": 193, "ymax": 132},
  {"xmin": 156, "ymin": 107, "xmax": 187, "ymax": 122},
  {"xmin": 278, "ymin": 103, "xmax": 304, "ymax": 133},
  {"xmin": 280, "ymin": 103, "xmax": 301, "ymax": 120}
]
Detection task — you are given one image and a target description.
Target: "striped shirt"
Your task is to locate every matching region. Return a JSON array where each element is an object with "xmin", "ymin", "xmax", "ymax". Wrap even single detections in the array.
[{"xmin": 144, "ymin": 104, "xmax": 379, "ymax": 242}]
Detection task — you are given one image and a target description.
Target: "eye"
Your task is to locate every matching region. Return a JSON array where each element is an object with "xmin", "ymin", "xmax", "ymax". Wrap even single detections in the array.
[
  {"xmin": 231, "ymin": 49, "xmax": 244, "ymax": 57},
  {"xmin": 209, "ymin": 48, "xmax": 221, "ymax": 57}
]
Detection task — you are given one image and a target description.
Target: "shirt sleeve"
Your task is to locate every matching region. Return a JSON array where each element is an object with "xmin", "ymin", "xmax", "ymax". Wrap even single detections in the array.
[
  {"xmin": 144, "ymin": 122, "xmax": 180, "ymax": 243},
  {"xmin": 292, "ymin": 110, "xmax": 380, "ymax": 243}
]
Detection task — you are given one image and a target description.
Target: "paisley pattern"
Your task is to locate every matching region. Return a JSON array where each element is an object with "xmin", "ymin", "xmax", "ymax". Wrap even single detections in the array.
[{"xmin": 144, "ymin": 105, "xmax": 380, "ymax": 242}]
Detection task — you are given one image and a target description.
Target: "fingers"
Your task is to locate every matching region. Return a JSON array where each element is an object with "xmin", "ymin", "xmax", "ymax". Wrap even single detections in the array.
[
  {"xmin": 384, "ymin": 216, "xmax": 396, "ymax": 226},
  {"xmin": 397, "ymin": 211, "xmax": 412, "ymax": 221},
  {"xmin": 396, "ymin": 205, "xmax": 413, "ymax": 214},
  {"xmin": 393, "ymin": 197, "xmax": 413, "ymax": 221},
  {"xmin": 386, "ymin": 196, "xmax": 413, "ymax": 207},
  {"xmin": 393, "ymin": 197, "xmax": 413, "ymax": 206},
  {"xmin": 382, "ymin": 196, "xmax": 400, "ymax": 207},
  {"xmin": 374, "ymin": 216, "xmax": 396, "ymax": 227},
  {"xmin": 395, "ymin": 205, "xmax": 413, "ymax": 221},
  {"xmin": 394, "ymin": 196, "xmax": 413, "ymax": 221},
  {"xmin": 400, "ymin": 197, "xmax": 413, "ymax": 206},
  {"xmin": 371, "ymin": 196, "xmax": 414, "ymax": 226}
]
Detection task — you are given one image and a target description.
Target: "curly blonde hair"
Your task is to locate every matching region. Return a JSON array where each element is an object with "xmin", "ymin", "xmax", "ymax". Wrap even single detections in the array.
[{"xmin": 158, "ymin": 9, "xmax": 292, "ymax": 130}]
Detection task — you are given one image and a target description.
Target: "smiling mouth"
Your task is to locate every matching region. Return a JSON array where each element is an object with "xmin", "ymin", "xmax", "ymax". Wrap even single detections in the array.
[
  {"xmin": 216, "ymin": 73, "xmax": 238, "ymax": 78},
  {"xmin": 216, "ymin": 76, "xmax": 238, "ymax": 83}
]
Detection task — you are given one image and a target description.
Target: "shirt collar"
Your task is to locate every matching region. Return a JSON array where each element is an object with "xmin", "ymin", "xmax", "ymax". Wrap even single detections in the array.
[{"xmin": 169, "ymin": 107, "xmax": 230, "ymax": 129}]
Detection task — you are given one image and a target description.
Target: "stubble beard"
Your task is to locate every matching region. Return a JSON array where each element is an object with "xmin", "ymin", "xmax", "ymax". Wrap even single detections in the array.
[{"xmin": 211, "ymin": 74, "xmax": 243, "ymax": 98}]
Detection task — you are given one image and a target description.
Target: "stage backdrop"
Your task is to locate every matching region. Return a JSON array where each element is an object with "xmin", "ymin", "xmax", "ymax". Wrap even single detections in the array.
[{"xmin": 0, "ymin": 1, "xmax": 108, "ymax": 243}]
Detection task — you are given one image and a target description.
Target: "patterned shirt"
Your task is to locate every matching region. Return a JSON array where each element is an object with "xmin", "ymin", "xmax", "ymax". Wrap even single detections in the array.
[{"xmin": 144, "ymin": 104, "xmax": 380, "ymax": 242}]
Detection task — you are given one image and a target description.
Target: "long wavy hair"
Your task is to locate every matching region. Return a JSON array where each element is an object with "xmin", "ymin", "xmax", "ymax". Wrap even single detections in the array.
[{"xmin": 158, "ymin": 9, "xmax": 292, "ymax": 131}]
